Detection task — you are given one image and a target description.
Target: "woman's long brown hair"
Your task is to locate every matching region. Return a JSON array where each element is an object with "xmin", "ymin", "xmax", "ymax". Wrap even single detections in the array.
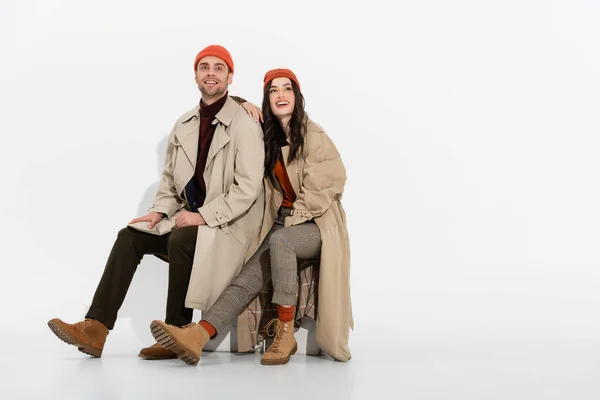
[{"xmin": 261, "ymin": 80, "xmax": 307, "ymax": 182}]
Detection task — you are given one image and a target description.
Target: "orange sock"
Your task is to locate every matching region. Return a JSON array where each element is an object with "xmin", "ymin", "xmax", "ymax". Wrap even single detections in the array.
[
  {"xmin": 277, "ymin": 305, "xmax": 295, "ymax": 323},
  {"xmin": 199, "ymin": 320, "xmax": 217, "ymax": 338}
]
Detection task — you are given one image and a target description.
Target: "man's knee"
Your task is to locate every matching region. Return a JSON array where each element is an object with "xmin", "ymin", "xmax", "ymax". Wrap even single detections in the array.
[
  {"xmin": 116, "ymin": 226, "xmax": 138, "ymax": 244},
  {"xmin": 168, "ymin": 226, "xmax": 197, "ymax": 252}
]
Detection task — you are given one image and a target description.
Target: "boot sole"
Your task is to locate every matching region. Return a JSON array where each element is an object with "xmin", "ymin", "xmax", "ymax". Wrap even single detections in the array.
[
  {"xmin": 150, "ymin": 321, "xmax": 199, "ymax": 366},
  {"xmin": 138, "ymin": 353, "xmax": 177, "ymax": 360},
  {"xmin": 261, "ymin": 343, "xmax": 297, "ymax": 366},
  {"xmin": 138, "ymin": 353, "xmax": 178, "ymax": 360},
  {"xmin": 47, "ymin": 321, "xmax": 103, "ymax": 358}
]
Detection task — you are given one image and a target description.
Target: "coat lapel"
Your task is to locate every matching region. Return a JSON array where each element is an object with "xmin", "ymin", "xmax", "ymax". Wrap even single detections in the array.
[
  {"xmin": 204, "ymin": 96, "xmax": 238, "ymax": 171},
  {"xmin": 281, "ymin": 145, "xmax": 290, "ymax": 168},
  {"xmin": 175, "ymin": 107, "xmax": 200, "ymax": 169},
  {"xmin": 282, "ymin": 145, "xmax": 301, "ymax": 197},
  {"xmin": 205, "ymin": 121, "xmax": 230, "ymax": 171}
]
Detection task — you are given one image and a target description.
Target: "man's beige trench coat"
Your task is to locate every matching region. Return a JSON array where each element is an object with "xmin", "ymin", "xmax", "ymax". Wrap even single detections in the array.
[
  {"xmin": 242, "ymin": 119, "xmax": 353, "ymax": 361},
  {"xmin": 147, "ymin": 96, "xmax": 265, "ymax": 310}
]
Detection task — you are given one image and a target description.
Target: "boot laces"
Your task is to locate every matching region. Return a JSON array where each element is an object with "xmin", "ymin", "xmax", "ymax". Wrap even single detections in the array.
[
  {"xmin": 265, "ymin": 319, "xmax": 287, "ymax": 353},
  {"xmin": 76, "ymin": 319, "xmax": 92, "ymax": 331}
]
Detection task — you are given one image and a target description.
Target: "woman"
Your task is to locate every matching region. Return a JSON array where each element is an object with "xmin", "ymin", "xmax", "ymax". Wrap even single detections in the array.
[{"xmin": 150, "ymin": 68, "xmax": 352, "ymax": 365}]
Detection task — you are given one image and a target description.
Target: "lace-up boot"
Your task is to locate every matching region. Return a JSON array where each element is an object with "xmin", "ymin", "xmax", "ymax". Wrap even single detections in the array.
[
  {"xmin": 150, "ymin": 320, "xmax": 210, "ymax": 366},
  {"xmin": 139, "ymin": 322, "xmax": 197, "ymax": 360},
  {"xmin": 261, "ymin": 318, "xmax": 297, "ymax": 365},
  {"xmin": 47, "ymin": 318, "xmax": 109, "ymax": 357}
]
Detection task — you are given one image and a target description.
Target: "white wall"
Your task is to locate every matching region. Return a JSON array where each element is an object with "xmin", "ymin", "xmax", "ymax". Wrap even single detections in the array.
[{"xmin": 2, "ymin": 0, "xmax": 600, "ymax": 345}]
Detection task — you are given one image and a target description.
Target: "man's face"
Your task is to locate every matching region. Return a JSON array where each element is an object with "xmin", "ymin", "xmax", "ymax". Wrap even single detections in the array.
[{"xmin": 195, "ymin": 56, "xmax": 233, "ymax": 100}]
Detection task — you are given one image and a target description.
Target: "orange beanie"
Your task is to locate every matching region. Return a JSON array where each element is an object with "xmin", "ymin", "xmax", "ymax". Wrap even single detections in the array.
[
  {"xmin": 193, "ymin": 45, "xmax": 234, "ymax": 73},
  {"xmin": 263, "ymin": 68, "xmax": 300, "ymax": 91}
]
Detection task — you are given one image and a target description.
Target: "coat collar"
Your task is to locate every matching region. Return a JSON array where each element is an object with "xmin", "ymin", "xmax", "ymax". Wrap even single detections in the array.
[
  {"xmin": 213, "ymin": 96, "xmax": 238, "ymax": 127},
  {"xmin": 174, "ymin": 96, "xmax": 240, "ymax": 169},
  {"xmin": 178, "ymin": 95, "xmax": 239, "ymax": 127}
]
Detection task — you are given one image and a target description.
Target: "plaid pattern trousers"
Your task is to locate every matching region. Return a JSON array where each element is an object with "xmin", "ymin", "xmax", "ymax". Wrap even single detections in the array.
[{"xmin": 203, "ymin": 208, "xmax": 321, "ymax": 335}]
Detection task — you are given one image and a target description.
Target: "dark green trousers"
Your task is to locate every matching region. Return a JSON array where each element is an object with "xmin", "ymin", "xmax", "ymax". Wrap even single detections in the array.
[{"xmin": 86, "ymin": 226, "xmax": 198, "ymax": 329}]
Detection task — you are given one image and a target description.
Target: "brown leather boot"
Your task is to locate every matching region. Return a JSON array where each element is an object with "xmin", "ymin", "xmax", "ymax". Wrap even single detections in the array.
[
  {"xmin": 261, "ymin": 318, "xmax": 297, "ymax": 365},
  {"xmin": 150, "ymin": 320, "xmax": 210, "ymax": 366},
  {"xmin": 138, "ymin": 322, "xmax": 196, "ymax": 360},
  {"xmin": 138, "ymin": 342, "xmax": 177, "ymax": 360},
  {"xmin": 47, "ymin": 318, "xmax": 109, "ymax": 358}
]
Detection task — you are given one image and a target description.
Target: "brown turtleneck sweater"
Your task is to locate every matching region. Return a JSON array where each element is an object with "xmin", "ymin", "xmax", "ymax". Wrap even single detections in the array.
[
  {"xmin": 194, "ymin": 92, "xmax": 228, "ymax": 207},
  {"xmin": 273, "ymin": 149, "xmax": 297, "ymax": 208}
]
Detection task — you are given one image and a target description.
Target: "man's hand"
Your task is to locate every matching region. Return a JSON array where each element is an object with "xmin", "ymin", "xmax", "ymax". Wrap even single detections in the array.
[
  {"xmin": 241, "ymin": 101, "xmax": 264, "ymax": 123},
  {"xmin": 176, "ymin": 210, "xmax": 206, "ymax": 228},
  {"xmin": 129, "ymin": 212, "xmax": 163, "ymax": 229}
]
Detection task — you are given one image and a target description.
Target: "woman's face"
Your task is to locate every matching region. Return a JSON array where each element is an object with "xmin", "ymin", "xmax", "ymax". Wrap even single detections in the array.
[{"xmin": 268, "ymin": 77, "xmax": 295, "ymax": 121}]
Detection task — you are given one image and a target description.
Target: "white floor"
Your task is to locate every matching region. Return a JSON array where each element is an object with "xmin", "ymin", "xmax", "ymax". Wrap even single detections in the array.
[{"xmin": 2, "ymin": 325, "xmax": 600, "ymax": 400}]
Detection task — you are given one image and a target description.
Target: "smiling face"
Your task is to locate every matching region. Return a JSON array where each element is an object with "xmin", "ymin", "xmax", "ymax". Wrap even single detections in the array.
[
  {"xmin": 194, "ymin": 56, "xmax": 233, "ymax": 103},
  {"xmin": 268, "ymin": 77, "xmax": 295, "ymax": 123}
]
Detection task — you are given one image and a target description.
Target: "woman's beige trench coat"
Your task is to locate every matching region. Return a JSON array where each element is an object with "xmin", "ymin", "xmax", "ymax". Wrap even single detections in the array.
[{"xmin": 239, "ymin": 119, "xmax": 353, "ymax": 361}]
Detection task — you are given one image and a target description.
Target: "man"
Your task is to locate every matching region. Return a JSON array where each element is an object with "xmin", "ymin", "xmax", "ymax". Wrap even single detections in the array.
[{"xmin": 47, "ymin": 45, "xmax": 265, "ymax": 360}]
